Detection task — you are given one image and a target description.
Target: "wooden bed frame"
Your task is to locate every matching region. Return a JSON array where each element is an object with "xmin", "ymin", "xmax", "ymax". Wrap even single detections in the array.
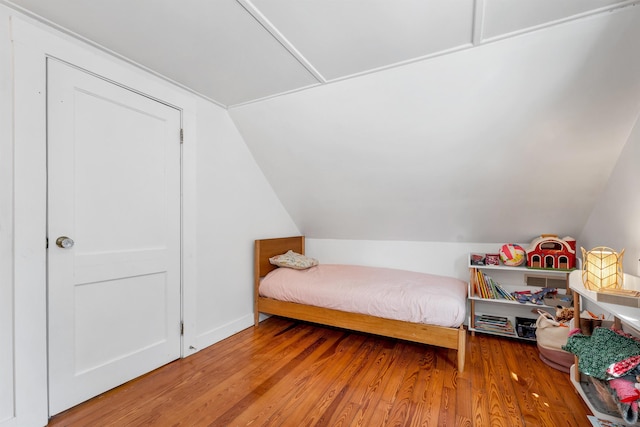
[{"xmin": 254, "ymin": 236, "xmax": 466, "ymax": 371}]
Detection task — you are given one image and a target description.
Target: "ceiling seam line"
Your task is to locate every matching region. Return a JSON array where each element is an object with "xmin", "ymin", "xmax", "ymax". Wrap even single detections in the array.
[
  {"xmin": 235, "ymin": 0, "xmax": 326, "ymax": 84},
  {"xmin": 230, "ymin": 43, "xmax": 476, "ymax": 109},
  {"xmin": 478, "ymin": 0, "xmax": 640, "ymax": 45},
  {"xmin": 471, "ymin": 0, "xmax": 485, "ymax": 46}
]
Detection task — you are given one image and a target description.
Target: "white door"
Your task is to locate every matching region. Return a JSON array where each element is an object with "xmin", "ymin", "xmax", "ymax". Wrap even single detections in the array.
[{"xmin": 47, "ymin": 59, "xmax": 182, "ymax": 415}]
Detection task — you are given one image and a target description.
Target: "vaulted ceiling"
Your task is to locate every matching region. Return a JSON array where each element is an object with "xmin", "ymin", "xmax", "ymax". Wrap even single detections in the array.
[
  {"xmin": 6, "ymin": 0, "xmax": 640, "ymax": 243},
  {"xmin": 5, "ymin": 0, "xmax": 636, "ymax": 107}
]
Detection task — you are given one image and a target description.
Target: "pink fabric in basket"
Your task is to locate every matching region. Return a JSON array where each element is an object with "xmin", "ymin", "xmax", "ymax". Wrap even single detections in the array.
[{"xmin": 260, "ymin": 264, "xmax": 467, "ymax": 328}]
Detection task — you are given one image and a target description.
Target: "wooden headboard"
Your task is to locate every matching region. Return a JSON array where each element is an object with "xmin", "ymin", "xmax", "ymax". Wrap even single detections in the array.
[
  {"xmin": 254, "ymin": 236, "xmax": 305, "ymax": 278},
  {"xmin": 254, "ymin": 236, "xmax": 305, "ymax": 324}
]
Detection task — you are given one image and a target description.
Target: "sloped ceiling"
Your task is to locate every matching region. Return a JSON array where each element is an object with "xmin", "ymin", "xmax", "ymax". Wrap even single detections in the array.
[
  {"xmin": 4, "ymin": 0, "xmax": 635, "ymax": 107},
  {"xmin": 230, "ymin": 6, "xmax": 640, "ymax": 243},
  {"xmin": 5, "ymin": 0, "xmax": 640, "ymax": 243}
]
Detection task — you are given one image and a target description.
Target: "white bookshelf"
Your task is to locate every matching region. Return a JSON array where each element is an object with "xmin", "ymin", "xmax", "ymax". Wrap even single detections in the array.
[{"xmin": 468, "ymin": 254, "xmax": 574, "ymax": 341}]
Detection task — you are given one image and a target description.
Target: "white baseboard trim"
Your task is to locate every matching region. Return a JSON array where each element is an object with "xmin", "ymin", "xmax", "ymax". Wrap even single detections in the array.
[{"xmin": 193, "ymin": 314, "xmax": 254, "ymax": 354}]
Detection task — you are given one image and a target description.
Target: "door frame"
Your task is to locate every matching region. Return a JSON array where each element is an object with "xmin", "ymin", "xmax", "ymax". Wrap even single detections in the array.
[{"xmin": 10, "ymin": 14, "xmax": 199, "ymax": 424}]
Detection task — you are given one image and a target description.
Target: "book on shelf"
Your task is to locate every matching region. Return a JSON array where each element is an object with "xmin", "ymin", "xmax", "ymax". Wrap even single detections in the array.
[
  {"xmin": 474, "ymin": 272, "xmax": 517, "ymax": 301},
  {"xmin": 474, "ymin": 314, "xmax": 515, "ymax": 334}
]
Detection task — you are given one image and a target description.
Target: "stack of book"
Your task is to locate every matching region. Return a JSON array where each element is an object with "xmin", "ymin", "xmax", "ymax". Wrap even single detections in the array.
[
  {"xmin": 474, "ymin": 314, "xmax": 515, "ymax": 335},
  {"xmin": 474, "ymin": 271, "xmax": 517, "ymax": 300}
]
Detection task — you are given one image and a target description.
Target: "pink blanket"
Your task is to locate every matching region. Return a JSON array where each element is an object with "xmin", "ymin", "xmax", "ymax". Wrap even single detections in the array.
[{"xmin": 260, "ymin": 264, "xmax": 467, "ymax": 327}]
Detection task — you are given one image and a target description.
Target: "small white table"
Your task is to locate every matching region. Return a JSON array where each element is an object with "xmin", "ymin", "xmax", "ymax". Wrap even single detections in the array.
[{"xmin": 570, "ymin": 270, "xmax": 640, "ymax": 341}]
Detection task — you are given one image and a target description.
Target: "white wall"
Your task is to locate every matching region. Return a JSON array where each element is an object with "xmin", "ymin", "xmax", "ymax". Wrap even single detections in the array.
[
  {"xmin": 307, "ymin": 238, "xmax": 509, "ymax": 281},
  {"xmin": 578, "ymin": 113, "xmax": 640, "ymax": 276},
  {"xmin": 0, "ymin": 5, "xmax": 298, "ymax": 426},
  {"xmin": 194, "ymin": 98, "xmax": 298, "ymax": 348},
  {"xmin": 0, "ymin": 5, "xmax": 15, "ymax": 425}
]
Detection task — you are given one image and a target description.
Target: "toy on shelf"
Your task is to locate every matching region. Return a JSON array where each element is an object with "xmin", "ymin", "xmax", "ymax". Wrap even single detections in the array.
[
  {"xmin": 526, "ymin": 234, "xmax": 576, "ymax": 270},
  {"xmin": 499, "ymin": 243, "xmax": 526, "ymax": 266},
  {"xmin": 485, "ymin": 253, "xmax": 500, "ymax": 265},
  {"xmin": 514, "ymin": 287, "xmax": 557, "ymax": 305}
]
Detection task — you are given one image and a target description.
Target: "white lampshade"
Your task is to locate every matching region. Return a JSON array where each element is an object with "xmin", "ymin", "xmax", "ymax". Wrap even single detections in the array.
[{"xmin": 581, "ymin": 246, "xmax": 625, "ymax": 291}]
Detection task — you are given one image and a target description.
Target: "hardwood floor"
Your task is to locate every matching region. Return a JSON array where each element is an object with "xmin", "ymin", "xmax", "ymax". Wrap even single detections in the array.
[{"xmin": 48, "ymin": 316, "xmax": 592, "ymax": 426}]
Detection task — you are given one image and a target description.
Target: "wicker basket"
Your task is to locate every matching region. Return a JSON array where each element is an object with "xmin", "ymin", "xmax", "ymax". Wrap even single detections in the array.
[{"xmin": 589, "ymin": 376, "xmax": 621, "ymax": 415}]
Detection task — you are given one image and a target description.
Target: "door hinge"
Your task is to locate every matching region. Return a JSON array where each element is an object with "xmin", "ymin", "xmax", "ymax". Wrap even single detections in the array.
[
  {"xmin": 180, "ymin": 321, "xmax": 184, "ymax": 336},
  {"xmin": 46, "ymin": 237, "xmax": 49, "ymax": 249},
  {"xmin": 180, "ymin": 128, "xmax": 184, "ymax": 144}
]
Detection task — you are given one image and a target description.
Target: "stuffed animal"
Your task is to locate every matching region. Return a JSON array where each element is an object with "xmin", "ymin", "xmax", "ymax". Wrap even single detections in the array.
[{"xmin": 555, "ymin": 307, "xmax": 574, "ymax": 323}]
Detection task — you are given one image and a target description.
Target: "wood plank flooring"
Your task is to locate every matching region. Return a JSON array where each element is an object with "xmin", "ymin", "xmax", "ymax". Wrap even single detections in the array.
[{"xmin": 48, "ymin": 316, "xmax": 592, "ymax": 426}]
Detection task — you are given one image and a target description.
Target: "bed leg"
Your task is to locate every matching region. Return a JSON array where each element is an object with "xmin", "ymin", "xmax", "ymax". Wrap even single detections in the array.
[
  {"xmin": 254, "ymin": 310, "xmax": 259, "ymax": 327},
  {"xmin": 457, "ymin": 327, "xmax": 466, "ymax": 372}
]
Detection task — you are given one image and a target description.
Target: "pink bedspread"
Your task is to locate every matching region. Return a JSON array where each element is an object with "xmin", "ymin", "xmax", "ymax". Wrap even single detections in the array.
[{"xmin": 260, "ymin": 264, "xmax": 467, "ymax": 327}]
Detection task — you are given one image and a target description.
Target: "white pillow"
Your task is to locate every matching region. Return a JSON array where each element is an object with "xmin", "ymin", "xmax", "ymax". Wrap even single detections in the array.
[{"xmin": 269, "ymin": 250, "xmax": 319, "ymax": 270}]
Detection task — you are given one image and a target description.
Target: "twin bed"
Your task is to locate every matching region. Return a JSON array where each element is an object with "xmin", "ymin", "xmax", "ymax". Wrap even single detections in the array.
[{"xmin": 254, "ymin": 236, "xmax": 468, "ymax": 372}]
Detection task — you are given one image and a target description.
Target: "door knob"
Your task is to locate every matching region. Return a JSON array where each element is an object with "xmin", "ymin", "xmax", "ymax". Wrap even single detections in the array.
[{"xmin": 56, "ymin": 236, "xmax": 74, "ymax": 249}]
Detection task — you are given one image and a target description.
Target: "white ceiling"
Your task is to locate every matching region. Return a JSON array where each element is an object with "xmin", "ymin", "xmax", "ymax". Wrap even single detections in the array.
[
  {"xmin": 4, "ymin": 0, "xmax": 635, "ymax": 106},
  {"xmin": 229, "ymin": 6, "xmax": 640, "ymax": 243},
  {"xmin": 4, "ymin": 0, "xmax": 640, "ymax": 244}
]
